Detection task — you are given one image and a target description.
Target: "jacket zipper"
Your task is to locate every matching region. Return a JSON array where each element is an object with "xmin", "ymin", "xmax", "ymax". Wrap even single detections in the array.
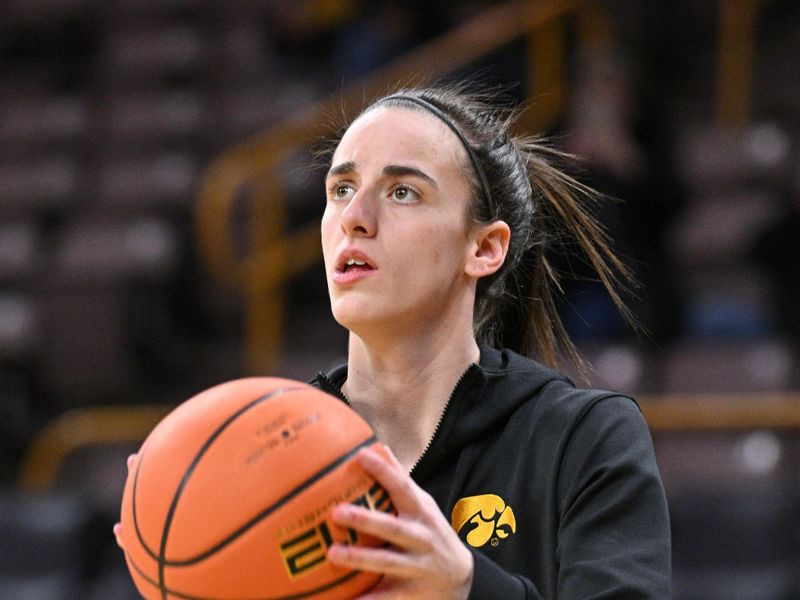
[
  {"xmin": 316, "ymin": 372, "xmax": 349, "ymax": 404},
  {"xmin": 318, "ymin": 364, "xmax": 478, "ymax": 475},
  {"xmin": 409, "ymin": 364, "xmax": 477, "ymax": 476}
]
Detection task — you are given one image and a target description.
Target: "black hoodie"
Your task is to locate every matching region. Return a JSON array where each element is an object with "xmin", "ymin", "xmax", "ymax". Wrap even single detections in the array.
[{"xmin": 311, "ymin": 346, "xmax": 672, "ymax": 599}]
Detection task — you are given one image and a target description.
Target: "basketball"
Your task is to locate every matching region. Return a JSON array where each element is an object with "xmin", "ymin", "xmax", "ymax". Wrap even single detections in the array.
[{"xmin": 119, "ymin": 377, "xmax": 393, "ymax": 600}]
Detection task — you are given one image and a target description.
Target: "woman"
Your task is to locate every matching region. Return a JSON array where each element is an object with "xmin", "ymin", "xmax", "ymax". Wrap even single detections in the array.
[
  {"xmin": 116, "ymin": 84, "xmax": 671, "ymax": 598},
  {"xmin": 310, "ymin": 85, "xmax": 671, "ymax": 598}
]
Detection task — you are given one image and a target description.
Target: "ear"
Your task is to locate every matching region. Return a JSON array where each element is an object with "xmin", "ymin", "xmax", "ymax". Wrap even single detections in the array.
[{"xmin": 464, "ymin": 220, "xmax": 511, "ymax": 279}]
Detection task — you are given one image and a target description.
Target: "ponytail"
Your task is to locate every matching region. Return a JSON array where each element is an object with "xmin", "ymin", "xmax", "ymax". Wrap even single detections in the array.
[
  {"xmin": 328, "ymin": 84, "xmax": 637, "ymax": 378},
  {"xmin": 512, "ymin": 139, "xmax": 635, "ymax": 376}
]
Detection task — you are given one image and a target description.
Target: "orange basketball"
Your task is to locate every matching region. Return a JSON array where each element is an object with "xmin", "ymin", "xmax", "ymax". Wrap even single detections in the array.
[{"xmin": 119, "ymin": 377, "xmax": 393, "ymax": 600}]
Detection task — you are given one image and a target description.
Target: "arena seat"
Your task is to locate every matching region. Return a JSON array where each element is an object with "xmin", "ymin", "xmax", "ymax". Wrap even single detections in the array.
[
  {"xmin": 0, "ymin": 572, "xmax": 84, "ymax": 600},
  {"xmin": 0, "ymin": 221, "xmax": 42, "ymax": 281},
  {"xmin": 0, "ymin": 292, "xmax": 41, "ymax": 360},
  {"xmin": 0, "ymin": 95, "xmax": 88, "ymax": 149},
  {"xmin": 0, "ymin": 157, "xmax": 80, "ymax": 213},
  {"xmin": 0, "ymin": 489, "xmax": 90, "ymax": 599},
  {"xmin": 659, "ymin": 338, "xmax": 798, "ymax": 394},
  {"xmin": 670, "ymin": 481, "xmax": 799, "ymax": 600},
  {"xmin": 101, "ymin": 90, "xmax": 208, "ymax": 147},
  {"xmin": 93, "ymin": 153, "xmax": 197, "ymax": 211},
  {"xmin": 678, "ymin": 124, "xmax": 791, "ymax": 194},
  {"xmin": 54, "ymin": 215, "xmax": 180, "ymax": 282},
  {"xmin": 668, "ymin": 191, "xmax": 781, "ymax": 268},
  {"xmin": 563, "ymin": 342, "xmax": 653, "ymax": 395},
  {"xmin": 100, "ymin": 25, "xmax": 206, "ymax": 82}
]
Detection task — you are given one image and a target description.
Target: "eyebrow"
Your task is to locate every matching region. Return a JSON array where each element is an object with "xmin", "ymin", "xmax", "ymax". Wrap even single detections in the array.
[
  {"xmin": 382, "ymin": 165, "xmax": 438, "ymax": 187},
  {"xmin": 326, "ymin": 162, "xmax": 438, "ymax": 188},
  {"xmin": 326, "ymin": 161, "xmax": 356, "ymax": 179}
]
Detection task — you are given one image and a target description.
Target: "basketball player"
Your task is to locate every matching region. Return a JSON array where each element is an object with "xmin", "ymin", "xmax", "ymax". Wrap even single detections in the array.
[
  {"xmin": 116, "ymin": 84, "xmax": 671, "ymax": 598},
  {"xmin": 310, "ymin": 85, "xmax": 671, "ymax": 598}
]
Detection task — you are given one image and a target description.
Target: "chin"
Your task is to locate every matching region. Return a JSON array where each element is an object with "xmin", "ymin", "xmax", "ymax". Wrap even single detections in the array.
[
  {"xmin": 330, "ymin": 301, "xmax": 403, "ymax": 339},
  {"xmin": 330, "ymin": 298, "xmax": 369, "ymax": 330}
]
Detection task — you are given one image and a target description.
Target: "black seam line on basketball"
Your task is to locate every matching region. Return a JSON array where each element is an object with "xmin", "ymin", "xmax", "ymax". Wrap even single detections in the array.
[
  {"xmin": 157, "ymin": 387, "xmax": 307, "ymax": 599},
  {"xmin": 127, "ymin": 548, "xmax": 363, "ymax": 600},
  {"xmin": 126, "ymin": 547, "xmax": 365, "ymax": 600},
  {"xmin": 163, "ymin": 433, "xmax": 379, "ymax": 567},
  {"xmin": 132, "ymin": 440, "xmax": 159, "ymax": 561}
]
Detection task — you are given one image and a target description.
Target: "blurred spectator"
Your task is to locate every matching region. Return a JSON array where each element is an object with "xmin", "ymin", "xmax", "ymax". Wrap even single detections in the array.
[
  {"xmin": 554, "ymin": 51, "xmax": 685, "ymax": 342},
  {"xmin": 330, "ymin": 2, "xmax": 426, "ymax": 79},
  {"xmin": 326, "ymin": 1, "xmax": 502, "ymax": 81}
]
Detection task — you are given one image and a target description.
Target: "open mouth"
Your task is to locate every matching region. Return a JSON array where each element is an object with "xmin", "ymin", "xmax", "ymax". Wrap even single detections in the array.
[
  {"xmin": 336, "ymin": 251, "xmax": 376, "ymax": 273},
  {"xmin": 333, "ymin": 249, "xmax": 376, "ymax": 281},
  {"xmin": 341, "ymin": 258, "xmax": 372, "ymax": 273}
]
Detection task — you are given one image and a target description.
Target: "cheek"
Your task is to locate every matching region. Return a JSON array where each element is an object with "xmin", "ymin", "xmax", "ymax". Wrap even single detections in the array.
[
  {"xmin": 320, "ymin": 209, "xmax": 338, "ymax": 255},
  {"xmin": 320, "ymin": 210, "xmax": 336, "ymax": 267},
  {"xmin": 414, "ymin": 227, "xmax": 468, "ymax": 274}
]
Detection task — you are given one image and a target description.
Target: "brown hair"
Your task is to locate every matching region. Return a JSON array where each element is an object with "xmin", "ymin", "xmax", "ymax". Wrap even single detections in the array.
[{"xmin": 324, "ymin": 83, "xmax": 635, "ymax": 377}]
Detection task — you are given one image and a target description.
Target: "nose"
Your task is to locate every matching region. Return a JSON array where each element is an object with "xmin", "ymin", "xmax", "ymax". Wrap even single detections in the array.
[{"xmin": 340, "ymin": 188, "xmax": 377, "ymax": 238}]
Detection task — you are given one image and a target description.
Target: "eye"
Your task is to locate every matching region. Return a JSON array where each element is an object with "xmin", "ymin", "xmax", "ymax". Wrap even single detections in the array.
[
  {"xmin": 390, "ymin": 184, "xmax": 418, "ymax": 204},
  {"xmin": 328, "ymin": 182, "xmax": 354, "ymax": 201}
]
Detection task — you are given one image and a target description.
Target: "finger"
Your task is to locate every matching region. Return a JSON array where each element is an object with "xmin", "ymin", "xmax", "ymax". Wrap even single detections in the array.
[
  {"xmin": 331, "ymin": 503, "xmax": 432, "ymax": 551},
  {"xmin": 113, "ymin": 522, "xmax": 124, "ymax": 549},
  {"xmin": 381, "ymin": 445, "xmax": 404, "ymax": 470},
  {"xmin": 328, "ymin": 543, "xmax": 417, "ymax": 578},
  {"xmin": 127, "ymin": 454, "xmax": 137, "ymax": 471},
  {"xmin": 356, "ymin": 448, "xmax": 421, "ymax": 513}
]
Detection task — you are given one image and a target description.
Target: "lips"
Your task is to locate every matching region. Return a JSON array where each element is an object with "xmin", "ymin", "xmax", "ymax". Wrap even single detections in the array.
[
  {"xmin": 342, "ymin": 257, "xmax": 369, "ymax": 272},
  {"xmin": 335, "ymin": 249, "xmax": 376, "ymax": 273},
  {"xmin": 333, "ymin": 248, "xmax": 376, "ymax": 284}
]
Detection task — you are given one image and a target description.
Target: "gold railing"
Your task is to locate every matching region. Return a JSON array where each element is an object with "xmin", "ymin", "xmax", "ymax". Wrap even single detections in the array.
[
  {"xmin": 17, "ymin": 393, "xmax": 800, "ymax": 491},
  {"xmin": 196, "ymin": 0, "xmax": 764, "ymax": 375},
  {"xmin": 18, "ymin": 404, "xmax": 172, "ymax": 491},
  {"xmin": 12, "ymin": 1, "xmax": 777, "ymax": 496},
  {"xmin": 195, "ymin": 0, "xmax": 608, "ymax": 375},
  {"xmin": 716, "ymin": 0, "xmax": 762, "ymax": 128},
  {"xmin": 640, "ymin": 392, "xmax": 800, "ymax": 431}
]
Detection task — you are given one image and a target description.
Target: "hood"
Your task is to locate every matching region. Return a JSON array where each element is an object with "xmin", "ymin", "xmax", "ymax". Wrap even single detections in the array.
[{"xmin": 450, "ymin": 346, "xmax": 572, "ymax": 445}]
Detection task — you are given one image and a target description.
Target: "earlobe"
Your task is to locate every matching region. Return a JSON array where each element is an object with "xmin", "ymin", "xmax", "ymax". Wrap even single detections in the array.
[{"xmin": 465, "ymin": 221, "xmax": 510, "ymax": 279}]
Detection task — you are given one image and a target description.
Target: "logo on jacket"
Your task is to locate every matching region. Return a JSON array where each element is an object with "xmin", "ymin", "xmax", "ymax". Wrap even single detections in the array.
[{"xmin": 450, "ymin": 494, "xmax": 516, "ymax": 548}]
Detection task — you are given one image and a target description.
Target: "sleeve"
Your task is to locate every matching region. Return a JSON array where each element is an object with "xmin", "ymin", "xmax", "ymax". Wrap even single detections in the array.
[
  {"xmin": 468, "ymin": 549, "xmax": 543, "ymax": 599},
  {"xmin": 465, "ymin": 394, "xmax": 669, "ymax": 600},
  {"xmin": 555, "ymin": 395, "xmax": 672, "ymax": 599}
]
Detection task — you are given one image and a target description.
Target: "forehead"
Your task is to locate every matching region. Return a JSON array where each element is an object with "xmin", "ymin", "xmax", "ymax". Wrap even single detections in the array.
[{"xmin": 332, "ymin": 106, "xmax": 468, "ymax": 172}]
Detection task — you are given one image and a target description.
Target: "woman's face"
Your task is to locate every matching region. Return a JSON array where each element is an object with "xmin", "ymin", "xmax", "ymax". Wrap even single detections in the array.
[{"xmin": 321, "ymin": 105, "xmax": 479, "ymax": 338}]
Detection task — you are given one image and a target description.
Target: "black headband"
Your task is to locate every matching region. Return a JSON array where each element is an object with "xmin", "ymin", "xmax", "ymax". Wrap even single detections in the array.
[{"xmin": 380, "ymin": 94, "xmax": 496, "ymax": 218}]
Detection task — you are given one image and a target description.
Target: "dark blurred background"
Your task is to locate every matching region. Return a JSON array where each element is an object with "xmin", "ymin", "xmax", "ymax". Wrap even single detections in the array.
[{"xmin": 1, "ymin": 0, "xmax": 799, "ymax": 598}]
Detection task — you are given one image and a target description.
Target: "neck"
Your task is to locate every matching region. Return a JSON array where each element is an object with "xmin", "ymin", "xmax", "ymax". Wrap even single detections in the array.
[{"xmin": 343, "ymin": 323, "xmax": 479, "ymax": 472}]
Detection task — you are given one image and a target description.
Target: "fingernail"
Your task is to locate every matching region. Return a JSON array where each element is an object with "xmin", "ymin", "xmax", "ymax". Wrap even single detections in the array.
[
  {"xmin": 127, "ymin": 454, "xmax": 136, "ymax": 469},
  {"xmin": 332, "ymin": 504, "xmax": 352, "ymax": 520},
  {"xmin": 113, "ymin": 523, "xmax": 123, "ymax": 548},
  {"xmin": 358, "ymin": 447, "xmax": 379, "ymax": 463},
  {"xmin": 327, "ymin": 544, "xmax": 345, "ymax": 561}
]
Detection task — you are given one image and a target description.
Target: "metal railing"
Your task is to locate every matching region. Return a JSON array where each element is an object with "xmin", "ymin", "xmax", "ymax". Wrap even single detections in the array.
[
  {"xmin": 195, "ymin": 0, "xmax": 603, "ymax": 375},
  {"xmin": 18, "ymin": 392, "xmax": 800, "ymax": 491},
  {"xmin": 195, "ymin": 0, "xmax": 762, "ymax": 376},
  {"xmin": 716, "ymin": 0, "xmax": 762, "ymax": 128},
  {"xmin": 16, "ymin": 0, "xmax": 773, "ymax": 493}
]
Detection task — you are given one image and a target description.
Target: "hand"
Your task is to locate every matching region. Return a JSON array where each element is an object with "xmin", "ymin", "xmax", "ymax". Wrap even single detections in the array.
[
  {"xmin": 113, "ymin": 453, "xmax": 138, "ymax": 549},
  {"xmin": 327, "ymin": 447, "xmax": 474, "ymax": 599}
]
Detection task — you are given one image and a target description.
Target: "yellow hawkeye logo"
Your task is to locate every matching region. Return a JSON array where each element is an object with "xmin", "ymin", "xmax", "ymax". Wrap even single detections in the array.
[{"xmin": 450, "ymin": 494, "xmax": 516, "ymax": 548}]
